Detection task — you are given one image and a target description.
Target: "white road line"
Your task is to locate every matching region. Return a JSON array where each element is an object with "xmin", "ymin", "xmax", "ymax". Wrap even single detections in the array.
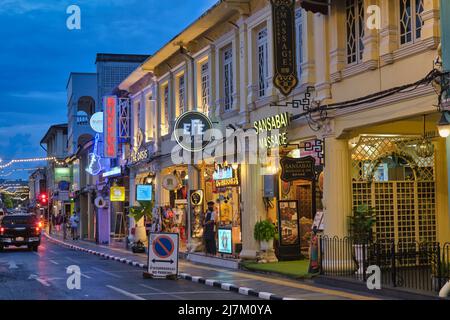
[
  {"xmin": 139, "ymin": 284, "xmax": 185, "ymax": 300},
  {"xmin": 91, "ymin": 266, "xmax": 122, "ymax": 279},
  {"xmin": 106, "ymin": 285, "xmax": 146, "ymax": 300},
  {"xmin": 49, "ymin": 260, "xmax": 59, "ymax": 265},
  {"xmin": 137, "ymin": 291, "xmax": 230, "ymax": 296}
]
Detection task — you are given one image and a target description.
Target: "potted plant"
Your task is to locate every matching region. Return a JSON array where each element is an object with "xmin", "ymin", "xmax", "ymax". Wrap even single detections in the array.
[
  {"xmin": 129, "ymin": 201, "xmax": 154, "ymax": 253},
  {"xmin": 254, "ymin": 220, "xmax": 276, "ymax": 251},
  {"xmin": 348, "ymin": 204, "xmax": 376, "ymax": 274}
]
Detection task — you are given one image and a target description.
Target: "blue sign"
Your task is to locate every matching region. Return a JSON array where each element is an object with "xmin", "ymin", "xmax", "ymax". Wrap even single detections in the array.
[
  {"xmin": 152, "ymin": 235, "xmax": 174, "ymax": 259},
  {"xmin": 218, "ymin": 228, "xmax": 232, "ymax": 254},
  {"xmin": 136, "ymin": 184, "xmax": 152, "ymax": 201}
]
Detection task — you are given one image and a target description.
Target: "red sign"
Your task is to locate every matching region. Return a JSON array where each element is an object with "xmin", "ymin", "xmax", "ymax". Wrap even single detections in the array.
[{"xmin": 103, "ymin": 96, "xmax": 117, "ymax": 158}]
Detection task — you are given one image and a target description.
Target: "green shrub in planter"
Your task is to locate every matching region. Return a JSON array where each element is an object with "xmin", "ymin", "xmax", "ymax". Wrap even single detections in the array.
[{"xmin": 254, "ymin": 220, "xmax": 276, "ymax": 242}]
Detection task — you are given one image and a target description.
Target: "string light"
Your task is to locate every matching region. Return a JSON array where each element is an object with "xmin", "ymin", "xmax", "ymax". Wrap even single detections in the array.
[{"xmin": 0, "ymin": 157, "xmax": 65, "ymax": 170}]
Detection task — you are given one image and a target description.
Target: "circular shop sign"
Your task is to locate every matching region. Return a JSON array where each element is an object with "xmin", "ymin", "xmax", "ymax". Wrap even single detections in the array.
[
  {"xmin": 173, "ymin": 111, "xmax": 213, "ymax": 152},
  {"xmin": 90, "ymin": 112, "xmax": 104, "ymax": 133}
]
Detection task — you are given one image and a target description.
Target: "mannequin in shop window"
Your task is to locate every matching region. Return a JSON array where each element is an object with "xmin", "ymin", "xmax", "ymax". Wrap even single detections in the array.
[{"xmin": 203, "ymin": 201, "xmax": 217, "ymax": 256}]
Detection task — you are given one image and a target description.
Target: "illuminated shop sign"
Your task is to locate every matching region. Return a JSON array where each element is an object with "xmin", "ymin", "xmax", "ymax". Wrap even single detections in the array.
[
  {"xmin": 90, "ymin": 112, "xmax": 104, "ymax": 133},
  {"xmin": 102, "ymin": 166, "xmax": 121, "ymax": 178},
  {"xmin": 103, "ymin": 96, "xmax": 118, "ymax": 158},
  {"xmin": 213, "ymin": 167, "xmax": 239, "ymax": 187},
  {"xmin": 174, "ymin": 111, "xmax": 213, "ymax": 152},
  {"xmin": 136, "ymin": 184, "xmax": 152, "ymax": 201},
  {"xmin": 130, "ymin": 129, "xmax": 149, "ymax": 164},
  {"xmin": 86, "ymin": 133, "xmax": 103, "ymax": 176},
  {"xmin": 254, "ymin": 112, "xmax": 291, "ymax": 149},
  {"xmin": 218, "ymin": 228, "xmax": 233, "ymax": 254},
  {"xmin": 280, "ymin": 156, "xmax": 316, "ymax": 182},
  {"xmin": 271, "ymin": 0, "xmax": 298, "ymax": 96},
  {"xmin": 110, "ymin": 186, "xmax": 125, "ymax": 202}
]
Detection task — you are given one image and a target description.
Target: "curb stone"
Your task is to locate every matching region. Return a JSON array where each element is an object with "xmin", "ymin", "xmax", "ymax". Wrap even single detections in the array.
[{"xmin": 44, "ymin": 233, "xmax": 296, "ymax": 300}]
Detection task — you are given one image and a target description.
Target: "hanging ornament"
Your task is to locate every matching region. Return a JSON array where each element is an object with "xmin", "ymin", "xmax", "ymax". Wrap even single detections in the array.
[{"xmin": 415, "ymin": 115, "xmax": 434, "ymax": 158}]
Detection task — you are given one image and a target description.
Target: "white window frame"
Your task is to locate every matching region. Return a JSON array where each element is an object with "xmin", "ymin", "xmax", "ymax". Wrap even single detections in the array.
[
  {"xmin": 200, "ymin": 62, "xmax": 210, "ymax": 114},
  {"xmin": 223, "ymin": 46, "xmax": 234, "ymax": 112},
  {"xmin": 399, "ymin": 0, "xmax": 424, "ymax": 45},
  {"xmin": 257, "ymin": 27, "xmax": 269, "ymax": 98},
  {"xmin": 177, "ymin": 74, "xmax": 185, "ymax": 116},
  {"xmin": 162, "ymin": 84, "xmax": 169, "ymax": 135},
  {"xmin": 346, "ymin": 0, "xmax": 365, "ymax": 65}
]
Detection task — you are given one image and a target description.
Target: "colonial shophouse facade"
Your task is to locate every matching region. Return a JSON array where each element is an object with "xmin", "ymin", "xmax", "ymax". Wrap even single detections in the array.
[{"xmin": 118, "ymin": 0, "xmax": 449, "ymax": 263}]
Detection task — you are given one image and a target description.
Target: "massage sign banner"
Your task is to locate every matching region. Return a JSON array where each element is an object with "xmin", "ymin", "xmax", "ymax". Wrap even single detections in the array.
[
  {"xmin": 103, "ymin": 95, "xmax": 118, "ymax": 158},
  {"xmin": 270, "ymin": 0, "xmax": 298, "ymax": 96}
]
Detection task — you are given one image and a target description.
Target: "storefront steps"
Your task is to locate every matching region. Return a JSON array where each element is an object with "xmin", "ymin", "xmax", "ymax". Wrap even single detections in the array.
[{"xmin": 186, "ymin": 252, "xmax": 240, "ymax": 270}]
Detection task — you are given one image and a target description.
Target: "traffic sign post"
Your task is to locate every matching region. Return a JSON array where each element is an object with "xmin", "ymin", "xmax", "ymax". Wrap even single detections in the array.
[{"xmin": 143, "ymin": 232, "xmax": 179, "ymax": 280}]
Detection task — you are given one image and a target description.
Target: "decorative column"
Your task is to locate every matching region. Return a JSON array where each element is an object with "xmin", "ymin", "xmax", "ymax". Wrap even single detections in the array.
[
  {"xmin": 187, "ymin": 165, "xmax": 201, "ymax": 252},
  {"xmin": 421, "ymin": 0, "xmax": 440, "ymax": 49},
  {"xmin": 362, "ymin": 0, "xmax": 379, "ymax": 70},
  {"xmin": 321, "ymin": 134, "xmax": 355, "ymax": 271},
  {"xmin": 313, "ymin": 13, "xmax": 331, "ymax": 101},
  {"xmin": 329, "ymin": 0, "xmax": 346, "ymax": 82},
  {"xmin": 441, "ymin": 0, "xmax": 450, "ymax": 243},
  {"xmin": 379, "ymin": 0, "xmax": 399, "ymax": 65},
  {"xmin": 239, "ymin": 163, "xmax": 265, "ymax": 260},
  {"xmin": 237, "ymin": 15, "xmax": 250, "ymax": 126},
  {"xmin": 434, "ymin": 139, "xmax": 450, "ymax": 243}
]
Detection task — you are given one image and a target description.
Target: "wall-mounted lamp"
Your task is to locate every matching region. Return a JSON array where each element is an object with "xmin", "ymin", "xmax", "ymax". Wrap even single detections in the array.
[
  {"xmin": 438, "ymin": 112, "xmax": 450, "ymax": 138},
  {"xmin": 231, "ymin": 163, "xmax": 239, "ymax": 170}
]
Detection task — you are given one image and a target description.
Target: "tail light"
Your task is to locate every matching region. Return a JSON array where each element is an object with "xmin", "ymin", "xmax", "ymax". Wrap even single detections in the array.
[{"xmin": 0, "ymin": 227, "xmax": 4, "ymax": 235}]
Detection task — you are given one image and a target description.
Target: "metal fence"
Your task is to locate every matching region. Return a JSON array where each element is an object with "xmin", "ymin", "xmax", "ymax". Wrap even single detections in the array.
[{"xmin": 318, "ymin": 236, "xmax": 450, "ymax": 294}]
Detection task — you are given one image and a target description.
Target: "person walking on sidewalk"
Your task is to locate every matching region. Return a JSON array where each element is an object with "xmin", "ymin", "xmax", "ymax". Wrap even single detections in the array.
[
  {"xmin": 62, "ymin": 214, "xmax": 68, "ymax": 240},
  {"xmin": 203, "ymin": 201, "xmax": 217, "ymax": 256},
  {"xmin": 70, "ymin": 211, "xmax": 79, "ymax": 240}
]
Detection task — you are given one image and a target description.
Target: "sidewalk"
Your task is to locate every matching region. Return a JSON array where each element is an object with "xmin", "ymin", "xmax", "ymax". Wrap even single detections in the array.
[{"xmin": 45, "ymin": 232, "xmax": 386, "ymax": 300}]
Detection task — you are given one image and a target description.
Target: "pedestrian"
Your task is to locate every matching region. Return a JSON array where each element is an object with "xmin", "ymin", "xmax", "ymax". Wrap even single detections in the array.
[
  {"xmin": 62, "ymin": 214, "xmax": 68, "ymax": 240},
  {"xmin": 70, "ymin": 211, "xmax": 79, "ymax": 240},
  {"xmin": 203, "ymin": 201, "xmax": 217, "ymax": 256}
]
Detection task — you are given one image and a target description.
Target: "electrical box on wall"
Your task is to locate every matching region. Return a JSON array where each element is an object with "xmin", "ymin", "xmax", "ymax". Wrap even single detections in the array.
[{"xmin": 263, "ymin": 175, "xmax": 279, "ymax": 198}]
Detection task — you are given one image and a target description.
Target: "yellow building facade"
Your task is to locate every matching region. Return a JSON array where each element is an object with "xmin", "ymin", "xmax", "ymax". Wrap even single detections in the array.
[{"xmin": 119, "ymin": 0, "xmax": 450, "ymax": 262}]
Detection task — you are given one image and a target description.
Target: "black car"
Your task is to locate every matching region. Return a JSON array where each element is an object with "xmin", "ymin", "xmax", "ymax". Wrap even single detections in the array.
[{"xmin": 0, "ymin": 214, "xmax": 41, "ymax": 252}]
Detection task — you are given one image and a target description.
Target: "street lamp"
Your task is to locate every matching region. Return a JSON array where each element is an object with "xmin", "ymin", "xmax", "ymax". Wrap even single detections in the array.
[{"xmin": 437, "ymin": 112, "xmax": 450, "ymax": 138}]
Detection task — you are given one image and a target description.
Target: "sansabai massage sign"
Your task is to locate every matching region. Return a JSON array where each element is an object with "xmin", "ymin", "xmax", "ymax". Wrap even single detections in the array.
[{"xmin": 254, "ymin": 112, "xmax": 291, "ymax": 149}]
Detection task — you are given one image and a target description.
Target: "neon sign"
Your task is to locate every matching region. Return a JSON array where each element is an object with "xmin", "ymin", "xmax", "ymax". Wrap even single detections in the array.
[
  {"xmin": 86, "ymin": 133, "xmax": 102, "ymax": 176},
  {"xmin": 103, "ymin": 96, "xmax": 118, "ymax": 158}
]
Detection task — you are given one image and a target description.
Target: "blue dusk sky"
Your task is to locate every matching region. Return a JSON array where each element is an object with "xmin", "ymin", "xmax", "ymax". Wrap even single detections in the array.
[{"xmin": 0, "ymin": 0, "xmax": 217, "ymax": 180}]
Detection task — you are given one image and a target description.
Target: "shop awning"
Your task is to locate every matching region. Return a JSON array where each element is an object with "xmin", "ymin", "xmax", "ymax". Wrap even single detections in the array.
[{"xmin": 299, "ymin": 0, "xmax": 329, "ymax": 15}]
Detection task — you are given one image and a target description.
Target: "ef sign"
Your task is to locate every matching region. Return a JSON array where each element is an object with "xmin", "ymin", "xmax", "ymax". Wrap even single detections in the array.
[
  {"xmin": 103, "ymin": 96, "xmax": 118, "ymax": 158},
  {"xmin": 173, "ymin": 111, "xmax": 213, "ymax": 152}
]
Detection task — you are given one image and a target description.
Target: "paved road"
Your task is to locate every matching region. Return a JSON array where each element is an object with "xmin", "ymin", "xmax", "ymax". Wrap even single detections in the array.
[{"xmin": 0, "ymin": 237, "xmax": 259, "ymax": 300}]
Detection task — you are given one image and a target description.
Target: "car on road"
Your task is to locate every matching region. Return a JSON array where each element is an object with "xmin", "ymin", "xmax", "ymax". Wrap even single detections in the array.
[{"xmin": 0, "ymin": 214, "xmax": 42, "ymax": 252}]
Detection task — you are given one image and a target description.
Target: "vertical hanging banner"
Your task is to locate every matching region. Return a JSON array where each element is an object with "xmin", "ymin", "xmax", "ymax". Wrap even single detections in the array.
[
  {"xmin": 103, "ymin": 95, "xmax": 118, "ymax": 158},
  {"xmin": 271, "ymin": 0, "xmax": 298, "ymax": 96}
]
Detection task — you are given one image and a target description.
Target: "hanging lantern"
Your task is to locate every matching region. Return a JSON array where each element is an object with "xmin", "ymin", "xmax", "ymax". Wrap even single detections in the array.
[
  {"xmin": 415, "ymin": 115, "xmax": 434, "ymax": 158},
  {"xmin": 415, "ymin": 139, "xmax": 434, "ymax": 158}
]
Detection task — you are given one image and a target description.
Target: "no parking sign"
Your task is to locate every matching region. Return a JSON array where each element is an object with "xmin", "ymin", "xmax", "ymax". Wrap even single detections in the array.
[{"xmin": 145, "ymin": 232, "xmax": 179, "ymax": 279}]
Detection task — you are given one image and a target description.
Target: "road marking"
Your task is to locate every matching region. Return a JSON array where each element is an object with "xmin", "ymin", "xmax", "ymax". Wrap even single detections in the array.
[
  {"xmin": 28, "ymin": 274, "xmax": 51, "ymax": 287},
  {"xmin": 49, "ymin": 260, "xmax": 59, "ymax": 265},
  {"xmin": 139, "ymin": 284, "xmax": 185, "ymax": 300},
  {"xmin": 91, "ymin": 266, "xmax": 122, "ymax": 278},
  {"xmin": 106, "ymin": 285, "xmax": 145, "ymax": 300},
  {"xmin": 179, "ymin": 262, "xmax": 376, "ymax": 300},
  {"xmin": 136, "ymin": 291, "xmax": 230, "ymax": 296}
]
